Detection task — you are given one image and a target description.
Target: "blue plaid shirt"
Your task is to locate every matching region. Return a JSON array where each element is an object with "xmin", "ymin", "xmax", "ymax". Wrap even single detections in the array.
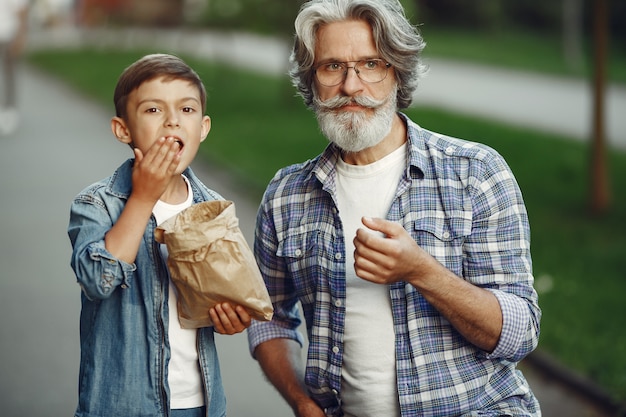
[{"xmin": 248, "ymin": 114, "xmax": 541, "ymax": 416}]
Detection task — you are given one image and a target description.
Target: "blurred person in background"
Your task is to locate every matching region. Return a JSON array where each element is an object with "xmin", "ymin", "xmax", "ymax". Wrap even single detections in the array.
[
  {"xmin": 0, "ymin": 0, "xmax": 28, "ymax": 136},
  {"xmin": 247, "ymin": 0, "xmax": 542, "ymax": 416}
]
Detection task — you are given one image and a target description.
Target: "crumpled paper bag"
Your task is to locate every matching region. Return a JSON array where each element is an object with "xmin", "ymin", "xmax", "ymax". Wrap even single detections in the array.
[{"xmin": 154, "ymin": 200, "xmax": 273, "ymax": 329}]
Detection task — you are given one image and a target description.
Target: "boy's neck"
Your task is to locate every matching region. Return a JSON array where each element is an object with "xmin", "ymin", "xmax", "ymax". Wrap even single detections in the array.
[{"xmin": 159, "ymin": 175, "xmax": 189, "ymax": 205}]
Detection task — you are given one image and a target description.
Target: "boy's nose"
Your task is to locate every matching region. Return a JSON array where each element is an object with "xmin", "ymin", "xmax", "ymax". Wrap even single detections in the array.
[{"xmin": 165, "ymin": 113, "xmax": 180, "ymax": 127}]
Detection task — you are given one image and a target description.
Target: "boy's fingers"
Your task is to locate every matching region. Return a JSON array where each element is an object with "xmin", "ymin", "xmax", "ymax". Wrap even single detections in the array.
[
  {"xmin": 210, "ymin": 303, "xmax": 250, "ymax": 334},
  {"xmin": 235, "ymin": 305, "xmax": 252, "ymax": 326},
  {"xmin": 209, "ymin": 307, "xmax": 227, "ymax": 333}
]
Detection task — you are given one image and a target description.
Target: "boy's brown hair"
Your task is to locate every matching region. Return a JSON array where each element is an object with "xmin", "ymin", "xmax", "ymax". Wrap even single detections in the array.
[{"xmin": 113, "ymin": 54, "xmax": 207, "ymax": 118}]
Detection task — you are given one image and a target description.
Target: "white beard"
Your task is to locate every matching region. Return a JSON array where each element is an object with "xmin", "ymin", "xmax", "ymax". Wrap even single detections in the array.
[{"xmin": 313, "ymin": 87, "xmax": 398, "ymax": 153}]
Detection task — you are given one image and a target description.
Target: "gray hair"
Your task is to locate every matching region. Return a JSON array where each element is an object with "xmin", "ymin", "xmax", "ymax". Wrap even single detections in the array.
[{"xmin": 289, "ymin": 0, "xmax": 427, "ymax": 109}]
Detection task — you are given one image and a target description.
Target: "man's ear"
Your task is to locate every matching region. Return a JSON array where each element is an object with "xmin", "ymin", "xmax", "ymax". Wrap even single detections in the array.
[
  {"xmin": 111, "ymin": 117, "xmax": 132, "ymax": 145},
  {"xmin": 200, "ymin": 115, "xmax": 211, "ymax": 143}
]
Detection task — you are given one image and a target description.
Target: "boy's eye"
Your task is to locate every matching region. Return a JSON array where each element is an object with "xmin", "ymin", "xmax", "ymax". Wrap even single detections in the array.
[
  {"xmin": 182, "ymin": 107, "xmax": 195, "ymax": 113},
  {"xmin": 146, "ymin": 107, "xmax": 159, "ymax": 113}
]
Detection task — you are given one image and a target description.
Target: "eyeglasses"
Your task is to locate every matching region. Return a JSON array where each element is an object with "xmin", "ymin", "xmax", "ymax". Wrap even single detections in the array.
[{"xmin": 314, "ymin": 59, "xmax": 392, "ymax": 87}]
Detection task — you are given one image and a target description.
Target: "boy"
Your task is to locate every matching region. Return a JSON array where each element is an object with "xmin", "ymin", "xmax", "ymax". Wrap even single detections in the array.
[{"xmin": 68, "ymin": 54, "xmax": 250, "ymax": 417}]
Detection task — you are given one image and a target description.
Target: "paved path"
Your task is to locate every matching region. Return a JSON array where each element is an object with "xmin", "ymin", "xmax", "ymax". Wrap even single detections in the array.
[{"xmin": 0, "ymin": 27, "xmax": 618, "ymax": 416}]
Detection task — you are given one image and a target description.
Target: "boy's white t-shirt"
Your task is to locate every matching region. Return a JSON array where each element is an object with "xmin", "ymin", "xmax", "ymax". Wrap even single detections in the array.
[
  {"xmin": 152, "ymin": 175, "xmax": 205, "ymax": 409},
  {"xmin": 335, "ymin": 144, "xmax": 406, "ymax": 417}
]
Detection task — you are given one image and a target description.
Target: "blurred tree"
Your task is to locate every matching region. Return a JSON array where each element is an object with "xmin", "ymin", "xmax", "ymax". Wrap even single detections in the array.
[
  {"xmin": 589, "ymin": 0, "xmax": 611, "ymax": 214},
  {"xmin": 123, "ymin": 0, "xmax": 185, "ymax": 26},
  {"xmin": 562, "ymin": 0, "xmax": 584, "ymax": 71},
  {"xmin": 75, "ymin": 0, "xmax": 185, "ymax": 26},
  {"xmin": 413, "ymin": 0, "xmax": 502, "ymax": 31},
  {"xmin": 197, "ymin": 0, "xmax": 304, "ymax": 36},
  {"xmin": 75, "ymin": 0, "xmax": 123, "ymax": 26},
  {"xmin": 501, "ymin": 1, "xmax": 561, "ymax": 31}
]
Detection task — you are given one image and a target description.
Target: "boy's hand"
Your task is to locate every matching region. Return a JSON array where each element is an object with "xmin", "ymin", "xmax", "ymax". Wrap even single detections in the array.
[
  {"xmin": 210, "ymin": 303, "xmax": 252, "ymax": 335},
  {"xmin": 104, "ymin": 137, "xmax": 181, "ymax": 264},
  {"xmin": 131, "ymin": 136, "xmax": 182, "ymax": 203}
]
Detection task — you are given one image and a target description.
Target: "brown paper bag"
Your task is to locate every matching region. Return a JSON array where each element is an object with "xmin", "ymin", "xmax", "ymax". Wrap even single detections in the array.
[{"xmin": 154, "ymin": 200, "xmax": 273, "ymax": 329}]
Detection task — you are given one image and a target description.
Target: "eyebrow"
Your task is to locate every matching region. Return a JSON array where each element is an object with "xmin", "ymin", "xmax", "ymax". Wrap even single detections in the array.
[
  {"xmin": 136, "ymin": 97, "xmax": 201, "ymax": 106},
  {"xmin": 315, "ymin": 56, "xmax": 381, "ymax": 65}
]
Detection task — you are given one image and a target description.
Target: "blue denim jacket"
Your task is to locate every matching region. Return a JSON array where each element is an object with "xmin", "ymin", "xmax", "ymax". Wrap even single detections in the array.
[{"xmin": 68, "ymin": 159, "xmax": 226, "ymax": 417}]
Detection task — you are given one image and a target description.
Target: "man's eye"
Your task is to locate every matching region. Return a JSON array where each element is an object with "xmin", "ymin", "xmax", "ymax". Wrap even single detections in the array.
[
  {"xmin": 146, "ymin": 107, "xmax": 159, "ymax": 113},
  {"xmin": 326, "ymin": 63, "xmax": 343, "ymax": 72},
  {"xmin": 363, "ymin": 60, "xmax": 379, "ymax": 70}
]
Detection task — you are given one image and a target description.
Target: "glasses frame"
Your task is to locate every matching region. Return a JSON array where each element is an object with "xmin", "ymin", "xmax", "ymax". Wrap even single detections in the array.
[{"xmin": 314, "ymin": 58, "xmax": 392, "ymax": 87}]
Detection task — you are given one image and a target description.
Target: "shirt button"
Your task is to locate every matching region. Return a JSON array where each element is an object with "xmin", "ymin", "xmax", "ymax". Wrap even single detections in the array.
[
  {"xmin": 332, "ymin": 346, "xmax": 340, "ymax": 354},
  {"xmin": 334, "ymin": 252, "xmax": 342, "ymax": 260},
  {"xmin": 445, "ymin": 146, "xmax": 455, "ymax": 155},
  {"xmin": 442, "ymin": 231, "xmax": 450, "ymax": 239},
  {"xmin": 294, "ymin": 249, "xmax": 302, "ymax": 257},
  {"xmin": 334, "ymin": 299, "xmax": 342, "ymax": 307}
]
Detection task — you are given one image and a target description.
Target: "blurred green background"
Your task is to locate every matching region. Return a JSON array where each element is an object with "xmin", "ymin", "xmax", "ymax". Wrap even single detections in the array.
[{"xmin": 30, "ymin": 0, "xmax": 626, "ymax": 407}]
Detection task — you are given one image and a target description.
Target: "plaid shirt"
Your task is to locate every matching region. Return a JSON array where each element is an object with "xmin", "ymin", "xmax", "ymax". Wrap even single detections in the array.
[{"xmin": 248, "ymin": 114, "xmax": 541, "ymax": 417}]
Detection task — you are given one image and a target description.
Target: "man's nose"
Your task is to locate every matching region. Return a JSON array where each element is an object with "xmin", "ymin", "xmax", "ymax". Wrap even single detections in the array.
[{"xmin": 341, "ymin": 66, "xmax": 364, "ymax": 95}]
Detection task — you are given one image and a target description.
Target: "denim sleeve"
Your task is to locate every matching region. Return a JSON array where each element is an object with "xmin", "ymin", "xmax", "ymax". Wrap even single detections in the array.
[{"xmin": 67, "ymin": 194, "xmax": 136, "ymax": 301}]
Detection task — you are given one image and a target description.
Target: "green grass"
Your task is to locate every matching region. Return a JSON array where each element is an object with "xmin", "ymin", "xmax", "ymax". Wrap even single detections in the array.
[
  {"xmin": 421, "ymin": 27, "xmax": 626, "ymax": 85},
  {"xmin": 27, "ymin": 48, "xmax": 626, "ymax": 403}
]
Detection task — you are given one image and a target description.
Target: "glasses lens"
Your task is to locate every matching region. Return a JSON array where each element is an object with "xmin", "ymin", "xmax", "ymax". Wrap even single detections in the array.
[
  {"xmin": 316, "ymin": 63, "xmax": 345, "ymax": 86},
  {"xmin": 355, "ymin": 59, "xmax": 389, "ymax": 83}
]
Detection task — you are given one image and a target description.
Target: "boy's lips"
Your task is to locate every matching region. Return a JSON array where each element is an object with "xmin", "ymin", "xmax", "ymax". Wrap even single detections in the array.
[{"xmin": 170, "ymin": 136, "xmax": 184, "ymax": 149}]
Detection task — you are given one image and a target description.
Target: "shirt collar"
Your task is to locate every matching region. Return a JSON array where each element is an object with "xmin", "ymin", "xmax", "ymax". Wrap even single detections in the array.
[{"xmin": 401, "ymin": 112, "xmax": 427, "ymax": 180}]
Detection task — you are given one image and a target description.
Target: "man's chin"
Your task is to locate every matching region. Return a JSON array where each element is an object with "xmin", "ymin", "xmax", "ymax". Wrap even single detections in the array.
[{"xmin": 328, "ymin": 131, "xmax": 384, "ymax": 153}]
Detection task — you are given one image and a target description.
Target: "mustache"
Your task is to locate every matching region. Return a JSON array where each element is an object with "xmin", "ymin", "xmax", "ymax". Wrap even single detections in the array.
[{"xmin": 314, "ymin": 94, "xmax": 387, "ymax": 111}]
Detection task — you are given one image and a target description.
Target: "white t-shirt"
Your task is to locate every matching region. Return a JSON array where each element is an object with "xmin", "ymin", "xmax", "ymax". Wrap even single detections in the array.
[
  {"xmin": 336, "ymin": 144, "xmax": 406, "ymax": 417},
  {"xmin": 153, "ymin": 175, "xmax": 205, "ymax": 409}
]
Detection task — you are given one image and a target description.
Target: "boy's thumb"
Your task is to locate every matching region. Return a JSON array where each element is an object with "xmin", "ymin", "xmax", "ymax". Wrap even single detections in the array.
[{"xmin": 133, "ymin": 148, "xmax": 143, "ymax": 162}]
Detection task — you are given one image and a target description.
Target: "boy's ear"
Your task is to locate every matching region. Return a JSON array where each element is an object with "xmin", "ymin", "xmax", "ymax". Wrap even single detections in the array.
[
  {"xmin": 111, "ymin": 117, "xmax": 132, "ymax": 145},
  {"xmin": 200, "ymin": 115, "xmax": 211, "ymax": 143}
]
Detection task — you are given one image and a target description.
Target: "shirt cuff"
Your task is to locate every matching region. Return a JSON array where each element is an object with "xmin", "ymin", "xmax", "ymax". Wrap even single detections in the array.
[
  {"xmin": 484, "ymin": 289, "xmax": 531, "ymax": 361},
  {"xmin": 248, "ymin": 319, "xmax": 304, "ymax": 358}
]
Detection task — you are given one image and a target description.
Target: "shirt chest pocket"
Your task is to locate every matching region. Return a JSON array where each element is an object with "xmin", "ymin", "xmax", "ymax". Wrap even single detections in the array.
[
  {"xmin": 276, "ymin": 228, "xmax": 335, "ymax": 306},
  {"xmin": 277, "ymin": 229, "xmax": 313, "ymax": 259},
  {"xmin": 412, "ymin": 212, "xmax": 471, "ymax": 273},
  {"xmin": 277, "ymin": 229, "xmax": 333, "ymax": 273}
]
